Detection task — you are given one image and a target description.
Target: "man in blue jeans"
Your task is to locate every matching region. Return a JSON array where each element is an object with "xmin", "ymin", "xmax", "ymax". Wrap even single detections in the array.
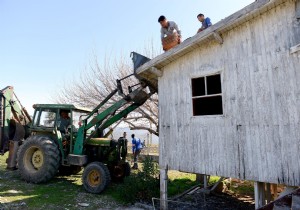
[
  {"xmin": 131, "ymin": 134, "xmax": 143, "ymax": 169},
  {"xmin": 197, "ymin": 14, "xmax": 212, "ymax": 33}
]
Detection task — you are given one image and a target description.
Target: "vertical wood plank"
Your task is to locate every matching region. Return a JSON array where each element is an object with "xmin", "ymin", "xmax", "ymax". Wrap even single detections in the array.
[
  {"xmin": 160, "ymin": 164, "xmax": 168, "ymax": 210},
  {"xmin": 255, "ymin": 182, "xmax": 265, "ymax": 209}
]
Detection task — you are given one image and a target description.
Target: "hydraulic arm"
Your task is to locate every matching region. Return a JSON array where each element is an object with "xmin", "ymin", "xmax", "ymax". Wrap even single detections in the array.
[
  {"xmin": 73, "ymin": 52, "xmax": 154, "ymax": 155},
  {"xmin": 73, "ymin": 80, "xmax": 152, "ymax": 155}
]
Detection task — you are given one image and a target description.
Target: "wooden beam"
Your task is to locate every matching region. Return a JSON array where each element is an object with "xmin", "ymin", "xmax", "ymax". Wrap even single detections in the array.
[
  {"xmin": 290, "ymin": 43, "xmax": 300, "ymax": 54},
  {"xmin": 213, "ymin": 32, "xmax": 223, "ymax": 44},
  {"xmin": 160, "ymin": 164, "xmax": 168, "ymax": 210},
  {"xmin": 278, "ymin": 186, "xmax": 298, "ymax": 198},
  {"xmin": 210, "ymin": 177, "xmax": 226, "ymax": 192},
  {"xmin": 149, "ymin": 67, "xmax": 163, "ymax": 77},
  {"xmin": 254, "ymin": 182, "xmax": 265, "ymax": 209}
]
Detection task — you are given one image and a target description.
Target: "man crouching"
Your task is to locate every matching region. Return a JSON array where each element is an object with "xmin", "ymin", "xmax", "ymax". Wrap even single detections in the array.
[{"xmin": 158, "ymin": 15, "xmax": 182, "ymax": 51}]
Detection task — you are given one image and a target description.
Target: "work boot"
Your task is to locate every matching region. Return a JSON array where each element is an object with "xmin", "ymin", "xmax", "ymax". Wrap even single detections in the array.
[{"xmin": 132, "ymin": 162, "xmax": 138, "ymax": 170}]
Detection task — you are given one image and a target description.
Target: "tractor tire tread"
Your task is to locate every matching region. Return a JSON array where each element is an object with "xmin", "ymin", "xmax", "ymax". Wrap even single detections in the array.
[
  {"xmin": 82, "ymin": 162, "xmax": 111, "ymax": 194},
  {"xmin": 17, "ymin": 135, "xmax": 60, "ymax": 183}
]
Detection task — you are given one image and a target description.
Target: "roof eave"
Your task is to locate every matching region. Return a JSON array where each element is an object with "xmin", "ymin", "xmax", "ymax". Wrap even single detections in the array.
[{"xmin": 136, "ymin": 0, "xmax": 283, "ymax": 77}]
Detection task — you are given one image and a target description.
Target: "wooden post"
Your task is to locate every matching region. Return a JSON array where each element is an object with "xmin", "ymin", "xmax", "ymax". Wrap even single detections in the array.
[
  {"xmin": 204, "ymin": 175, "xmax": 208, "ymax": 188},
  {"xmin": 254, "ymin": 182, "xmax": 265, "ymax": 209},
  {"xmin": 160, "ymin": 164, "xmax": 168, "ymax": 210},
  {"xmin": 265, "ymin": 183, "xmax": 272, "ymax": 203},
  {"xmin": 196, "ymin": 174, "xmax": 205, "ymax": 185}
]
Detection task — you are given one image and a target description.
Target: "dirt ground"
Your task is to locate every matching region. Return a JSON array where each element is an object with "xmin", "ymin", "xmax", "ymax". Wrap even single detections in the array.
[{"xmin": 162, "ymin": 191, "xmax": 255, "ymax": 210}]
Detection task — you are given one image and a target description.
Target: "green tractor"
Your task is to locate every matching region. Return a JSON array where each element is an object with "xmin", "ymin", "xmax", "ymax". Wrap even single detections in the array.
[
  {"xmin": 17, "ymin": 103, "xmax": 129, "ymax": 193},
  {"xmin": 0, "ymin": 52, "xmax": 155, "ymax": 193},
  {"xmin": 17, "ymin": 78, "xmax": 151, "ymax": 193}
]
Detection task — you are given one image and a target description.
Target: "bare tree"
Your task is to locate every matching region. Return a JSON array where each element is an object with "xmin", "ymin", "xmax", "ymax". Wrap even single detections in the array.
[{"xmin": 56, "ymin": 50, "xmax": 159, "ymax": 136}]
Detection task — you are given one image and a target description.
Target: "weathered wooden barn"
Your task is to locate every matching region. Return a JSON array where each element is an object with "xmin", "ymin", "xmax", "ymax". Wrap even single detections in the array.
[{"xmin": 136, "ymin": 0, "xmax": 300, "ymax": 208}]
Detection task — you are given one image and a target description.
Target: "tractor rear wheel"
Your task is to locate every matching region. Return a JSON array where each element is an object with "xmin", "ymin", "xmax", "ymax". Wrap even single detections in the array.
[
  {"xmin": 124, "ymin": 162, "xmax": 131, "ymax": 177},
  {"xmin": 17, "ymin": 135, "xmax": 60, "ymax": 183},
  {"xmin": 58, "ymin": 165, "xmax": 82, "ymax": 176},
  {"xmin": 82, "ymin": 162, "xmax": 110, "ymax": 194},
  {"xmin": 110, "ymin": 162, "xmax": 131, "ymax": 181}
]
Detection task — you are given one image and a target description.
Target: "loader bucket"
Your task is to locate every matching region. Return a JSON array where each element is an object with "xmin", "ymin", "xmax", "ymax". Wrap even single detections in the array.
[
  {"xmin": 130, "ymin": 52, "xmax": 150, "ymax": 73},
  {"xmin": 130, "ymin": 52, "xmax": 158, "ymax": 94}
]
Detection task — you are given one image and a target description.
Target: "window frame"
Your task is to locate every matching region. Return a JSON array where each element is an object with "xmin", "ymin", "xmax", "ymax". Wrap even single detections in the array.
[
  {"xmin": 34, "ymin": 108, "xmax": 58, "ymax": 128},
  {"xmin": 191, "ymin": 71, "xmax": 224, "ymax": 117}
]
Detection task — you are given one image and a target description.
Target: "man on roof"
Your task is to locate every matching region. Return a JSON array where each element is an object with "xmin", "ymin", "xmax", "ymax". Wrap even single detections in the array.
[
  {"xmin": 197, "ymin": 13, "xmax": 212, "ymax": 33},
  {"xmin": 158, "ymin": 15, "xmax": 182, "ymax": 51}
]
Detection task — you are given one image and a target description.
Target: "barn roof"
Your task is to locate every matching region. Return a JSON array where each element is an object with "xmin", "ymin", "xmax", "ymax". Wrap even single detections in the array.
[{"xmin": 136, "ymin": 0, "xmax": 285, "ymax": 90}]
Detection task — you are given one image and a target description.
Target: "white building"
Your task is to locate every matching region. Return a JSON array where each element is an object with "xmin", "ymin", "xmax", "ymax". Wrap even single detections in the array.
[{"xmin": 136, "ymin": 0, "xmax": 300, "ymax": 208}]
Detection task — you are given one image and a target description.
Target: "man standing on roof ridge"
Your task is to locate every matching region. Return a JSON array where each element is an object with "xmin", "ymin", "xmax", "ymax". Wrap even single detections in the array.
[
  {"xmin": 197, "ymin": 13, "xmax": 212, "ymax": 33},
  {"xmin": 158, "ymin": 15, "xmax": 182, "ymax": 51}
]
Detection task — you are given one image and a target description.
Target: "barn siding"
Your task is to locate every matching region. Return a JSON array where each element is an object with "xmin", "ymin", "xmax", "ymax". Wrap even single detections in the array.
[{"xmin": 159, "ymin": 0, "xmax": 300, "ymax": 185}]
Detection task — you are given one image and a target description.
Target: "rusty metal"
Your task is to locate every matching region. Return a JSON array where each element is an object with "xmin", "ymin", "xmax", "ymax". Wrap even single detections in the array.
[
  {"xmin": 127, "ymin": 88, "xmax": 149, "ymax": 105},
  {"xmin": 6, "ymin": 141, "xmax": 19, "ymax": 170},
  {"xmin": 6, "ymin": 121, "xmax": 25, "ymax": 169}
]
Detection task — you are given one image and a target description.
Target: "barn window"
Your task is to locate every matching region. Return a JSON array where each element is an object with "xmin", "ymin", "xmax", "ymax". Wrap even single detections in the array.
[{"xmin": 191, "ymin": 74, "xmax": 223, "ymax": 116}]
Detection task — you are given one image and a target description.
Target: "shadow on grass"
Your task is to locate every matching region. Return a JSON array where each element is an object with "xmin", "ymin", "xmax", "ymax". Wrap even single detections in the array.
[
  {"xmin": 0, "ymin": 169, "xmax": 121, "ymax": 210},
  {"xmin": 168, "ymin": 178, "xmax": 198, "ymax": 197}
]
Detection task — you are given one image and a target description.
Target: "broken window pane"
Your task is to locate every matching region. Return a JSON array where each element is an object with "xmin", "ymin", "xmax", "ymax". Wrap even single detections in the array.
[
  {"xmin": 191, "ymin": 77, "xmax": 205, "ymax": 97},
  {"xmin": 193, "ymin": 96, "xmax": 223, "ymax": 116},
  {"xmin": 191, "ymin": 73, "xmax": 223, "ymax": 116},
  {"xmin": 207, "ymin": 74, "xmax": 221, "ymax": 95}
]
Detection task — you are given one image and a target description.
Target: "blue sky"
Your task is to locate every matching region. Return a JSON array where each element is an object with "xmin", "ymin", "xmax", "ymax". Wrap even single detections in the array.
[{"xmin": 0, "ymin": 0, "xmax": 253, "ymax": 114}]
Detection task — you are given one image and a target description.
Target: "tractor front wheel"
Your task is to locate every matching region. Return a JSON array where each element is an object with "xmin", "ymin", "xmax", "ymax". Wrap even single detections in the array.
[
  {"xmin": 82, "ymin": 162, "xmax": 111, "ymax": 194},
  {"xmin": 17, "ymin": 135, "xmax": 60, "ymax": 183}
]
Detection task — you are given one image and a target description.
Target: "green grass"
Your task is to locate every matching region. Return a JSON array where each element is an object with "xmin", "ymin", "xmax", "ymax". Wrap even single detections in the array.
[
  {"xmin": 228, "ymin": 180, "xmax": 254, "ymax": 196},
  {"xmin": 0, "ymin": 153, "xmax": 254, "ymax": 209},
  {"xmin": 167, "ymin": 171, "xmax": 221, "ymax": 197},
  {"xmin": 0, "ymin": 153, "xmax": 120, "ymax": 209},
  {"xmin": 168, "ymin": 171, "xmax": 197, "ymax": 196}
]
